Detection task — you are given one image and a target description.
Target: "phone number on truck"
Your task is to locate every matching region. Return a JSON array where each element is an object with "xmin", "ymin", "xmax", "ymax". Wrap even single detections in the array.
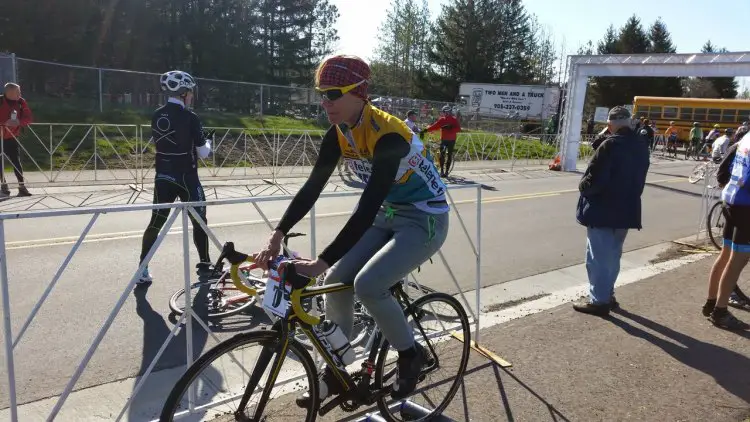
[{"xmin": 493, "ymin": 104, "xmax": 531, "ymax": 111}]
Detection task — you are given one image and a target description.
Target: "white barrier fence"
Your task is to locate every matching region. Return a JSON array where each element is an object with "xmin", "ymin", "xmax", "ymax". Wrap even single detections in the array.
[
  {"xmin": 0, "ymin": 184, "xmax": 484, "ymax": 421},
  {"xmin": 2, "ymin": 124, "xmax": 593, "ymax": 189}
]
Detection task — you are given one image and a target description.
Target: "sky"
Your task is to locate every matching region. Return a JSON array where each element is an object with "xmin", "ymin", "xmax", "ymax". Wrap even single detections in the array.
[{"xmin": 328, "ymin": 0, "xmax": 750, "ymax": 91}]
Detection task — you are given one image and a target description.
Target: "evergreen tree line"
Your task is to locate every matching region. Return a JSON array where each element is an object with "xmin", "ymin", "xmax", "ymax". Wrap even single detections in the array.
[
  {"xmin": 0, "ymin": 0, "xmax": 340, "ymax": 87},
  {"xmin": 577, "ymin": 15, "xmax": 740, "ymax": 113},
  {"xmin": 371, "ymin": 0, "xmax": 560, "ymax": 102}
]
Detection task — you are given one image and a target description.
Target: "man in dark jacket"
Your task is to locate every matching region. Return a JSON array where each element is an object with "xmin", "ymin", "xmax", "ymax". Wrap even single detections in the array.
[{"xmin": 574, "ymin": 106, "xmax": 650, "ymax": 316}]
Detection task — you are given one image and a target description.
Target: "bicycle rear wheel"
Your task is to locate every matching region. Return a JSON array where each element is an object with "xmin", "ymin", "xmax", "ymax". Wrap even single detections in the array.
[
  {"xmin": 706, "ymin": 201, "xmax": 726, "ymax": 250},
  {"xmin": 169, "ymin": 266, "xmax": 264, "ymax": 319},
  {"xmin": 374, "ymin": 292, "xmax": 470, "ymax": 422},
  {"xmin": 160, "ymin": 330, "xmax": 317, "ymax": 422}
]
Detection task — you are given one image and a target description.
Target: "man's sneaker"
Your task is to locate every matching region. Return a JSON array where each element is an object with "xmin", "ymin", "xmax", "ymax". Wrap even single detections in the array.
[
  {"xmin": 702, "ymin": 299, "xmax": 718, "ymax": 317},
  {"xmin": 391, "ymin": 343, "xmax": 426, "ymax": 400},
  {"xmin": 137, "ymin": 266, "xmax": 153, "ymax": 285},
  {"xmin": 728, "ymin": 293, "xmax": 750, "ymax": 311},
  {"xmin": 17, "ymin": 186, "xmax": 31, "ymax": 197},
  {"xmin": 572, "ymin": 299, "xmax": 610, "ymax": 317},
  {"xmin": 195, "ymin": 262, "xmax": 215, "ymax": 277},
  {"xmin": 609, "ymin": 296, "xmax": 620, "ymax": 310},
  {"xmin": 296, "ymin": 366, "xmax": 343, "ymax": 409},
  {"xmin": 709, "ymin": 308, "xmax": 750, "ymax": 330}
]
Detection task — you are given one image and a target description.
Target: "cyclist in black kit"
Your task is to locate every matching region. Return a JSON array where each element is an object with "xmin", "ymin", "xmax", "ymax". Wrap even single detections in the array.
[{"xmin": 137, "ymin": 70, "xmax": 213, "ymax": 284}]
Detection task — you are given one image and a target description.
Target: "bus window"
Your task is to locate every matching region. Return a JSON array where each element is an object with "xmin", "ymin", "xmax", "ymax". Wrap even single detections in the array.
[
  {"xmin": 680, "ymin": 108, "xmax": 693, "ymax": 120},
  {"xmin": 648, "ymin": 106, "xmax": 662, "ymax": 120},
  {"xmin": 708, "ymin": 108, "xmax": 722, "ymax": 122},
  {"xmin": 663, "ymin": 106, "xmax": 678, "ymax": 119},
  {"xmin": 722, "ymin": 110, "xmax": 737, "ymax": 123},
  {"xmin": 694, "ymin": 108, "xmax": 707, "ymax": 121},
  {"xmin": 739, "ymin": 110, "xmax": 750, "ymax": 123}
]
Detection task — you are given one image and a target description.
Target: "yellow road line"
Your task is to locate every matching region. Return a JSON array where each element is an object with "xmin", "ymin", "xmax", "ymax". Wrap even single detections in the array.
[{"xmin": 4, "ymin": 177, "xmax": 688, "ymax": 250}]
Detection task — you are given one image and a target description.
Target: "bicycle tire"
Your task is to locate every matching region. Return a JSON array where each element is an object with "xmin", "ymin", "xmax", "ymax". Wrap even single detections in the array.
[
  {"xmin": 373, "ymin": 292, "xmax": 471, "ymax": 422},
  {"xmin": 706, "ymin": 201, "xmax": 725, "ymax": 251},
  {"xmin": 689, "ymin": 163, "xmax": 706, "ymax": 184},
  {"xmin": 168, "ymin": 284, "xmax": 256, "ymax": 319},
  {"xmin": 159, "ymin": 330, "xmax": 318, "ymax": 422}
]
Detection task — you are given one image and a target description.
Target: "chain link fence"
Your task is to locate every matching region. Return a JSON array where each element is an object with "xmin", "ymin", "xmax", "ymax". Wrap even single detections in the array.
[{"xmin": 9, "ymin": 55, "xmax": 462, "ymax": 125}]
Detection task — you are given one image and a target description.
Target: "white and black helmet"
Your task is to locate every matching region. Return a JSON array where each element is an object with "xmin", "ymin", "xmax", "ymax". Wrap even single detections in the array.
[{"xmin": 160, "ymin": 70, "xmax": 197, "ymax": 95}]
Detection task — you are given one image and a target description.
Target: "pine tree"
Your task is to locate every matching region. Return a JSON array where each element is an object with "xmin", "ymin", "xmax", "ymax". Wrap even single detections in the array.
[
  {"xmin": 701, "ymin": 41, "xmax": 739, "ymax": 98},
  {"xmin": 647, "ymin": 18, "xmax": 683, "ymax": 99},
  {"xmin": 371, "ymin": 0, "xmax": 432, "ymax": 97}
]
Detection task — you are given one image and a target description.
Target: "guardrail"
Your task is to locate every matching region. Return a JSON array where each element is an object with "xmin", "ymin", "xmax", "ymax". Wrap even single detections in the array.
[
  {"xmin": 1, "ymin": 124, "xmax": 596, "ymax": 189},
  {"xmin": 0, "ymin": 184, "xmax": 485, "ymax": 421}
]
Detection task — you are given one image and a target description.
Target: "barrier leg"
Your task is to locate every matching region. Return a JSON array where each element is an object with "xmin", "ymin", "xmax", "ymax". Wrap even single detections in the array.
[
  {"xmin": 446, "ymin": 185, "xmax": 512, "ymax": 368},
  {"xmin": 182, "ymin": 207, "xmax": 196, "ymax": 412},
  {"xmin": 47, "ymin": 208, "xmax": 181, "ymax": 420},
  {"xmin": 0, "ymin": 221, "xmax": 19, "ymax": 422}
]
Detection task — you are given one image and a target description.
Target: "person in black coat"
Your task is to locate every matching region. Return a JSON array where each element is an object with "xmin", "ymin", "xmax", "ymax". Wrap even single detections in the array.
[{"xmin": 573, "ymin": 106, "xmax": 651, "ymax": 316}]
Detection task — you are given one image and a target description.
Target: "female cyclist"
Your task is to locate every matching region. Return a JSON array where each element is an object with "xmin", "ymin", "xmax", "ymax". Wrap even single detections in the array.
[{"xmin": 253, "ymin": 55, "xmax": 450, "ymax": 407}]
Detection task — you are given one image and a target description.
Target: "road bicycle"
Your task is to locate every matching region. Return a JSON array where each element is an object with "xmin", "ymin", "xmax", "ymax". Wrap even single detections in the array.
[
  {"xmin": 688, "ymin": 159, "xmax": 718, "ymax": 184},
  {"xmin": 167, "ymin": 232, "xmax": 306, "ymax": 319},
  {"xmin": 160, "ymin": 241, "xmax": 471, "ymax": 422},
  {"xmin": 168, "ymin": 233, "xmax": 439, "ymax": 352}
]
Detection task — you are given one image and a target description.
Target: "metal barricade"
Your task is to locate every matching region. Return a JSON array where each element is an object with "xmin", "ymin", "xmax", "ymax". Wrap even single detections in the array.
[{"xmin": 0, "ymin": 185, "xmax": 485, "ymax": 421}]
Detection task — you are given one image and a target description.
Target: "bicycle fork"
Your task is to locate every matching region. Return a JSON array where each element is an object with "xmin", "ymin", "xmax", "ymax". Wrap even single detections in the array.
[{"xmin": 235, "ymin": 322, "xmax": 292, "ymax": 419}]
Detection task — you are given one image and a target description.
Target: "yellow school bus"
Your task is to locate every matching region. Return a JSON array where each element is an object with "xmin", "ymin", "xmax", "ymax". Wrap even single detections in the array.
[{"xmin": 632, "ymin": 96, "xmax": 750, "ymax": 141}]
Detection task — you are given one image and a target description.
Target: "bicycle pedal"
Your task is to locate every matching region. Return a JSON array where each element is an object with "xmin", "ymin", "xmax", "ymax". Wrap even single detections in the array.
[{"xmin": 318, "ymin": 394, "xmax": 345, "ymax": 416}]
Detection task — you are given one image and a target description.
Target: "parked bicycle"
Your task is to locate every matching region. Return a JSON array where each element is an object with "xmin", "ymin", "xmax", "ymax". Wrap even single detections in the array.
[
  {"xmin": 168, "ymin": 233, "xmax": 439, "ymax": 352},
  {"xmin": 160, "ymin": 242, "xmax": 470, "ymax": 422},
  {"xmin": 167, "ymin": 232, "xmax": 306, "ymax": 319},
  {"xmin": 688, "ymin": 159, "xmax": 718, "ymax": 184}
]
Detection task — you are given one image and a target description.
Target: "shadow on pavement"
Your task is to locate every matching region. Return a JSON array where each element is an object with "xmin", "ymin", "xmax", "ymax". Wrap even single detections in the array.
[
  {"xmin": 644, "ymin": 181, "xmax": 704, "ymax": 199},
  {"xmin": 494, "ymin": 365, "xmax": 572, "ymax": 422},
  {"xmin": 446, "ymin": 174, "xmax": 498, "ymax": 191},
  {"xmin": 610, "ymin": 308, "xmax": 750, "ymax": 402},
  {"xmin": 128, "ymin": 280, "xmax": 217, "ymax": 419}
]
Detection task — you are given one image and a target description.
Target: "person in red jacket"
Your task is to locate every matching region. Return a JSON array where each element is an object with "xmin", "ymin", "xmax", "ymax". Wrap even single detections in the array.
[
  {"xmin": 0, "ymin": 83, "xmax": 33, "ymax": 197},
  {"xmin": 421, "ymin": 105, "xmax": 461, "ymax": 177}
]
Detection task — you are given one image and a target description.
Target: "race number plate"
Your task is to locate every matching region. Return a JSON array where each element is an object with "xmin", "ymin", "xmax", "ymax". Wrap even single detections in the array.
[{"xmin": 262, "ymin": 277, "xmax": 291, "ymax": 318}]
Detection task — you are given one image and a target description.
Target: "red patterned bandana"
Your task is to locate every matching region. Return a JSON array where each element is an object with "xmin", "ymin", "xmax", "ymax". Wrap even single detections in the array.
[{"xmin": 317, "ymin": 56, "xmax": 371, "ymax": 99}]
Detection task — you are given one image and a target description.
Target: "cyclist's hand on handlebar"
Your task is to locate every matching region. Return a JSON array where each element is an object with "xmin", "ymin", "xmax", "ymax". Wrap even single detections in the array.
[
  {"xmin": 254, "ymin": 230, "xmax": 284, "ymax": 270},
  {"xmin": 287, "ymin": 258, "xmax": 329, "ymax": 278}
]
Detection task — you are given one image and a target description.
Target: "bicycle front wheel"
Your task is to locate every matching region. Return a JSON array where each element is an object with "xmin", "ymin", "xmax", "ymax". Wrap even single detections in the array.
[
  {"xmin": 160, "ymin": 330, "xmax": 318, "ymax": 422},
  {"xmin": 689, "ymin": 163, "xmax": 706, "ymax": 184},
  {"xmin": 374, "ymin": 292, "xmax": 470, "ymax": 422}
]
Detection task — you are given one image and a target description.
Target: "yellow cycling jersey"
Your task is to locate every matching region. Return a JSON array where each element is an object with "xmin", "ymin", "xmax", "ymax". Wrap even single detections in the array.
[{"xmin": 335, "ymin": 104, "xmax": 448, "ymax": 214}]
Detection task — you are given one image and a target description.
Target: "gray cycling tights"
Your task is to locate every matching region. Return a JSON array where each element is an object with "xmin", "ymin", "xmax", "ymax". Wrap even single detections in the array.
[{"xmin": 323, "ymin": 204, "xmax": 449, "ymax": 351}]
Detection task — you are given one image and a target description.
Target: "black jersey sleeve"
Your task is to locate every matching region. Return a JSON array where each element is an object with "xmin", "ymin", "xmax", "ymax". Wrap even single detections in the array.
[{"xmin": 275, "ymin": 126, "xmax": 341, "ymax": 234}]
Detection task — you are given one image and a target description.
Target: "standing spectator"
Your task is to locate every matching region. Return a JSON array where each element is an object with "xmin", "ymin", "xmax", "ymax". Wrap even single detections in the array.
[
  {"xmin": 640, "ymin": 118, "xmax": 655, "ymax": 151},
  {"xmin": 703, "ymin": 130, "xmax": 750, "ymax": 328},
  {"xmin": 421, "ymin": 105, "xmax": 461, "ymax": 177},
  {"xmin": 403, "ymin": 110, "xmax": 419, "ymax": 133},
  {"xmin": 573, "ymin": 106, "xmax": 650, "ymax": 316},
  {"xmin": 0, "ymin": 83, "xmax": 33, "ymax": 197},
  {"xmin": 137, "ymin": 70, "xmax": 214, "ymax": 284},
  {"xmin": 586, "ymin": 116, "xmax": 595, "ymax": 136}
]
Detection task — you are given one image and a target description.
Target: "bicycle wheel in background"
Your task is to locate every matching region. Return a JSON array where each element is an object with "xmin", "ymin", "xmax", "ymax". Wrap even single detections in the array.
[
  {"xmin": 168, "ymin": 264, "xmax": 264, "ymax": 319},
  {"xmin": 160, "ymin": 330, "xmax": 317, "ymax": 422},
  {"xmin": 706, "ymin": 201, "xmax": 726, "ymax": 251},
  {"xmin": 374, "ymin": 292, "xmax": 470, "ymax": 422},
  {"xmin": 689, "ymin": 163, "xmax": 706, "ymax": 184}
]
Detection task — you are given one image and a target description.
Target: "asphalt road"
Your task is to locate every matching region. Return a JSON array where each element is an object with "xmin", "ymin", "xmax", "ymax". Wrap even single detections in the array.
[{"xmin": 0, "ymin": 159, "xmax": 708, "ymax": 409}]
